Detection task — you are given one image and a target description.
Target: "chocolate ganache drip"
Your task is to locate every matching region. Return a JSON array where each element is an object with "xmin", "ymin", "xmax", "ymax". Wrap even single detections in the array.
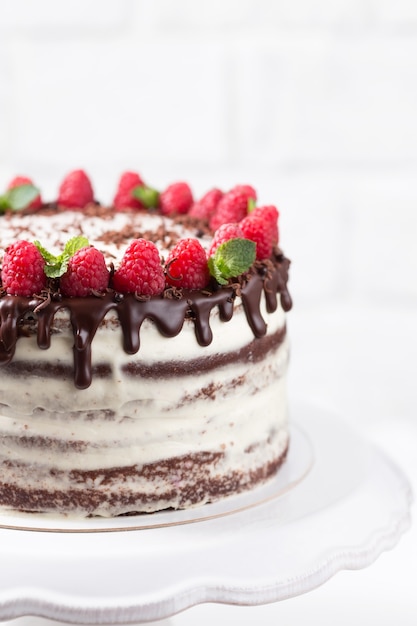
[{"xmin": 0, "ymin": 254, "xmax": 291, "ymax": 389}]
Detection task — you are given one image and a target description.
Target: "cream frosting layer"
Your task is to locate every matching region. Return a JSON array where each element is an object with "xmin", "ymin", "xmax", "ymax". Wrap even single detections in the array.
[
  {"xmin": 0, "ymin": 205, "xmax": 291, "ymax": 516},
  {"xmin": 0, "ymin": 334, "xmax": 289, "ymax": 470},
  {"xmin": 0, "ymin": 296, "xmax": 286, "ymax": 415}
]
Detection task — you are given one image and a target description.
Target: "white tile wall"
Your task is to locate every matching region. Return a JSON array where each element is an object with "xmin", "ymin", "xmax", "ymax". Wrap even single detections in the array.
[{"xmin": 0, "ymin": 0, "xmax": 416, "ymax": 306}]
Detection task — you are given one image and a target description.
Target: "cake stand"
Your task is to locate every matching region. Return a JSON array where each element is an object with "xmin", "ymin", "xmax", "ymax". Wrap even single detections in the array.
[{"xmin": 0, "ymin": 405, "xmax": 412, "ymax": 624}]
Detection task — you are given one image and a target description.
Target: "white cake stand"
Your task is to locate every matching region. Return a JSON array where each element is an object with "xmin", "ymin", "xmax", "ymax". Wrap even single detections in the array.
[{"xmin": 0, "ymin": 406, "xmax": 412, "ymax": 624}]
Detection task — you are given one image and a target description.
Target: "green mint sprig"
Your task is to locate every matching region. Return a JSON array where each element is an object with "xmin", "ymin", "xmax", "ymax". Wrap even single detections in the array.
[
  {"xmin": 131, "ymin": 185, "xmax": 160, "ymax": 209},
  {"xmin": 34, "ymin": 236, "xmax": 89, "ymax": 278},
  {"xmin": 247, "ymin": 197, "xmax": 257, "ymax": 213},
  {"xmin": 0, "ymin": 184, "xmax": 40, "ymax": 214},
  {"xmin": 208, "ymin": 238, "xmax": 256, "ymax": 286}
]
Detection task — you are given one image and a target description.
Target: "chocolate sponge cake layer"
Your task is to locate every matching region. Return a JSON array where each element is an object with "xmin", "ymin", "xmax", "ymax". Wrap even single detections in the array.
[{"xmin": 0, "ymin": 441, "xmax": 289, "ymax": 516}]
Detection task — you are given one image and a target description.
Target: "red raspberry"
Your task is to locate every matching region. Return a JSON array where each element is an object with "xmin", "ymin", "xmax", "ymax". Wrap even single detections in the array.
[
  {"xmin": 251, "ymin": 205, "xmax": 279, "ymax": 246},
  {"xmin": 113, "ymin": 171, "xmax": 145, "ymax": 211},
  {"xmin": 189, "ymin": 188, "xmax": 223, "ymax": 220},
  {"xmin": 160, "ymin": 182, "xmax": 193, "ymax": 216},
  {"xmin": 1, "ymin": 240, "xmax": 47, "ymax": 296},
  {"xmin": 209, "ymin": 184, "xmax": 257, "ymax": 230},
  {"xmin": 207, "ymin": 223, "xmax": 244, "ymax": 258},
  {"xmin": 240, "ymin": 214, "xmax": 273, "ymax": 260},
  {"xmin": 7, "ymin": 175, "xmax": 42, "ymax": 210},
  {"xmin": 233, "ymin": 184, "xmax": 258, "ymax": 200},
  {"xmin": 57, "ymin": 169, "xmax": 94, "ymax": 208},
  {"xmin": 113, "ymin": 239, "xmax": 165, "ymax": 296},
  {"xmin": 165, "ymin": 238, "xmax": 210, "ymax": 290},
  {"xmin": 60, "ymin": 246, "xmax": 109, "ymax": 297}
]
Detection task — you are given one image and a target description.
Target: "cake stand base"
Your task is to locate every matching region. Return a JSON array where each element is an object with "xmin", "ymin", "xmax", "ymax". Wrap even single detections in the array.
[{"xmin": 0, "ymin": 405, "xmax": 412, "ymax": 624}]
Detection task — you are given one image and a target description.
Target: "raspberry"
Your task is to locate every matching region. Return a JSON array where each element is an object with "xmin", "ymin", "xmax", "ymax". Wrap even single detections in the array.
[
  {"xmin": 165, "ymin": 238, "xmax": 210, "ymax": 290},
  {"xmin": 207, "ymin": 223, "xmax": 244, "ymax": 258},
  {"xmin": 240, "ymin": 215, "xmax": 273, "ymax": 260},
  {"xmin": 57, "ymin": 169, "xmax": 94, "ymax": 208},
  {"xmin": 233, "ymin": 184, "xmax": 257, "ymax": 200},
  {"xmin": 209, "ymin": 185, "xmax": 257, "ymax": 230},
  {"xmin": 113, "ymin": 239, "xmax": 165, "ymax": 296},
  {"xmin": 1, "ymin": 240, "xmax": 47, "ymax": 296},
  {"xmin": 189, "ymin": 188, "xmax": 223, "ymax": 220},
  {"xmin": 160, "ymin": 182, "xmax": 193, "ymax": 216},
  {"xmin": 251, "ymin": 205, "xmax": 279, "ymax": 246},
  {"xmin": 60, "ymin": 246, "xmax": 109, "ymax": 297},
  {"xmin": 113, "ymin": 171, "xmax": 145, "ymax": 211},
  {"xmin": 7, "ymin": 176, "xmax": 42, "ymax": 210}
]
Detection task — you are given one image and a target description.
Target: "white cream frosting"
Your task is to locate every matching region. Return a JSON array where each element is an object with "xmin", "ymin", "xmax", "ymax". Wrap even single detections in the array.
[{"xmin": 0, "ymin": 208, "xmax": 290, "ymax": 516}]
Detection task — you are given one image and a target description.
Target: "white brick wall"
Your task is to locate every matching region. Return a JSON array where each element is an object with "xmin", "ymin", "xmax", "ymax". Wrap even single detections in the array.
[
  {"xmin": 0, "ymin": 0, "xmax": 416, "ymax": 305},
  {"xmin": 10, "ymin": 39, "xmax": 228, "ymax": 167},
  {"xmin": 233, "ymin": 35, "xmax": 417, "ymax": 164},
  {"xmin": 0, "ymin": 0, "xmax": 128, "ymax": 32},
  {"xmin": 0, "ymin": 43, "xmax": 10, "ymax": 166},
  {"xmin": 0, "ymin": 6, "xmax": 416, "ymax": 617}
]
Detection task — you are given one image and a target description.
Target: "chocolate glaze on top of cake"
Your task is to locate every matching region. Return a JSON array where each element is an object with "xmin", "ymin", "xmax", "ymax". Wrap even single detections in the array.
[
  {"xmin": 0, "ymin": 254, "xmax": 291, "ymax": 389},
  {"xmin": 0, "ymin": 200, "xmax": 292, "ymax": 389}
]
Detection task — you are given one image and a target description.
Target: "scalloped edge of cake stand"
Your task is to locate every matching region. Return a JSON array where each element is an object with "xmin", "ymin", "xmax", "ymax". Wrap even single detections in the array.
[{"xmin": 0, "ymin": 405, "xmax": 412, "ymax": 624}]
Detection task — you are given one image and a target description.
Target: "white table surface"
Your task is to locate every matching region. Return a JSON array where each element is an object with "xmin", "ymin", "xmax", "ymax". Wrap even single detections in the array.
[{"xmin": 1, "ymin": 299, "xmax": 415, "ymax": 626}]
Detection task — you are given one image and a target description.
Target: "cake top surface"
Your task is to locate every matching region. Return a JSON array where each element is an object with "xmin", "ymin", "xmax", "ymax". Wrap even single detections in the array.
[
  {"xmin": 0, "ymin": 169, "xmax": 291, "ymax": 388},
  {"xmin": 1, "ymin": 204, "xmax": 209, "ymax": 264}
]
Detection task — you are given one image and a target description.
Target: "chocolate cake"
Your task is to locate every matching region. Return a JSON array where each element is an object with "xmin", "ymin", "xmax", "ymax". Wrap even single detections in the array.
[{"xmin": 0, "ymin": 171, "xmax": 292, "ymax": 517}]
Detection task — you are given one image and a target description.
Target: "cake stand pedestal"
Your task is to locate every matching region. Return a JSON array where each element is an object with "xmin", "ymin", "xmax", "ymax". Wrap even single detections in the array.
[{"xmin": 0, "ymin": 406, "xmax": 412, "ymax": 624}]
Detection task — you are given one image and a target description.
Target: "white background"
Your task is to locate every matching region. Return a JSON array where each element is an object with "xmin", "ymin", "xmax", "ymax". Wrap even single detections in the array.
[{"xmin": 0, "ymin": 1, "xmax": 415, "ymax": 625}]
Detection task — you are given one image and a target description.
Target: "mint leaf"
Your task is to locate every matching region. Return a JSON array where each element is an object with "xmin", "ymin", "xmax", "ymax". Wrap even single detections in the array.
[
  {"xmin": 0, "ymin": 196, "xmax": 10, "ymax": 214},
  {"xmin": 208, "ymin": 238, "xmax": 256, "ymax": 285},
  {"xmin": 34, "ymin": 242, "xmax": 62, "ymax": 279},
  {"xmin": 44, "ymin": 261, "xmax": 67, "ymax": 279},
  {"xmin": 35, "ymin": 236, "xmax": 89, "ymax": 279},
  {"xmin": 132, "ymin": 185, "xmax": 160, "ymax": 209},
  {"xmin": 4, "ymin": 184, "xmax": 40, "ymax": 211},
  {"xmin": 63, "ymin": 236, "xmax": 89, "ymax": 258},
  {"xmin": 58, "ymin": 236, "xmax": 89, "ymax": 276},
  {"xmin": 247, "ymin": 197, "xmax": 257, "ymax": 213},
  {"xmin": 34, "ymin": 240, "xmax": 57, "ymax": 265}
]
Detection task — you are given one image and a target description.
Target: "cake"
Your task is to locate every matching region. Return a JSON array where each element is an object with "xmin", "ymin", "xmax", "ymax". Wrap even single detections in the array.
[{"xmin": 0, "ymin": 170, "xmax": 292, "ymax": 517}]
